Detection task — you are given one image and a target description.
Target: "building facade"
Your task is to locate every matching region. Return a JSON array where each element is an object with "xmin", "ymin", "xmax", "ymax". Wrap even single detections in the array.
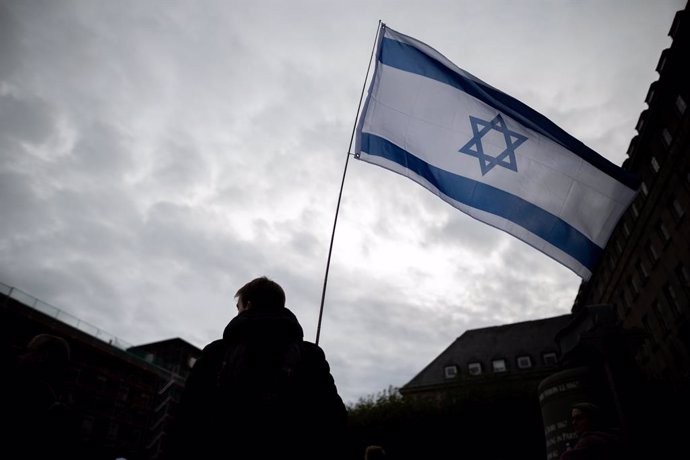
[
  {"xmin": 400, "ymin": 315, "xmax": 570, "ymax": 401},
  {"xmin": 400, "ymin": 3, "xmax": 689, "ymax": 458},
  {"xmin": 1, "ymin": 283, "xmax": 201, "ymax": 460},
  {"xmin": 567, "ymin": 5, "xmax": 690, "ymax": 456},
  {"xmin": 398, "ymin": 315, "xmax": 572, "ymax": 459},
  {"xmin": 573, "ymin": 3, "xmax": 690, "ymax": 392}
]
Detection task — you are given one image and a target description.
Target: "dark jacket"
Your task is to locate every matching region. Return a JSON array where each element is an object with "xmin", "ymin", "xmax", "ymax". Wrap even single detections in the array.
[{"xmin": 170, "ymin": 307, "xmax": 347, "ymax": 459}]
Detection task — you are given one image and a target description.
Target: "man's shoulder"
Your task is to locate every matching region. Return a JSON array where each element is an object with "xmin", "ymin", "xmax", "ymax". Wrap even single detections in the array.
[
  {"xmin": 197, "ymin": 339, "xmax": 228, "ymax": 364},
  {"xmin": 202, "ymin": 339, "xmax": 225, "ymax": 353},
  {"xmin": 296, "ymin": 340, "xmax": 326, "ymax": 359}
]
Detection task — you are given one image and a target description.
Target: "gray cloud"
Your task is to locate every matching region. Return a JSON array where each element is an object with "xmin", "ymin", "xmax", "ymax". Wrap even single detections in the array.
[{"xmin": 0, "ymin": 0, "xmax": 683, "ymax": 404}]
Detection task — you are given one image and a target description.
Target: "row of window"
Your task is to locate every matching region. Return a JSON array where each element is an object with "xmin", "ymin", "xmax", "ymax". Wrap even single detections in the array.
[
  {"xmin": 621, "ymin": 260, "xmax": 687, "ymax": 308},
  {"xmin": 618, "ymin": 194, "xmax": 684, "ymax": 249},
  {"xmin": 443, "ymin": 352, "xmax": 558, "ymax": 379},
  {"xmin": 603, "ymin": 81, "xmax": 686, "ymax": 307},
  {"xmin": 600, "ymin": 190, "xmax": 686, "ymax": 304},
  {"xmin": 639, "ymin": 90, "xmax": 685, "ymax": 153}
]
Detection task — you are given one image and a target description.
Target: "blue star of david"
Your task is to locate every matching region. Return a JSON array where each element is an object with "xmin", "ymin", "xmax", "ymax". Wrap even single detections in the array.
[{"xmin": 458, "ymin": 114, "xmax": 528, "ymax": 175}]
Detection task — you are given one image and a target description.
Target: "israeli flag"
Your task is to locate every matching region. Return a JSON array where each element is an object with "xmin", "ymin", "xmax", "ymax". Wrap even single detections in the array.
[{"xmin": 354, "ymin": 24, "xmax": 639, "ymax": 280}]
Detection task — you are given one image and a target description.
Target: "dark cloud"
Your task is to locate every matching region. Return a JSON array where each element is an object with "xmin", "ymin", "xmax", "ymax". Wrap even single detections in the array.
[
  {"xmin": 0, "ymin": 92, "xmax": 56, "ymax": 146},
  {"xmin": 0, "ymin": 2, "xmax": 21, "ymax": 81},
  {"xmin": 0, "ymin": 171, "xmax": 51, "ymax": 235}
]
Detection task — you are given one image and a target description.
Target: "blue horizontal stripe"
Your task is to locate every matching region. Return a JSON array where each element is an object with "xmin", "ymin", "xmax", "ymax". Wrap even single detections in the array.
[
  {"xmin": 378, "ymin": 36, "xmax": 639, "ymax": 191},
  {"xmin": 360, "ymin": 133, "xmax": 602, "ymax": 271}
]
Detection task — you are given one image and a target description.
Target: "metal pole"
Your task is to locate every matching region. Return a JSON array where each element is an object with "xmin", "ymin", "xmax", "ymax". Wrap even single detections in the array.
[{"xmin": 315, "ymin": 21, "xmax": 382, "ymax": 345}]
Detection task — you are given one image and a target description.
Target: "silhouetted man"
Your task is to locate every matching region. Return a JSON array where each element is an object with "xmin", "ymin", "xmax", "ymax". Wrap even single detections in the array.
[{"xmin": 171, "ymin": 276, "xmax": 347, "ymax": 459}]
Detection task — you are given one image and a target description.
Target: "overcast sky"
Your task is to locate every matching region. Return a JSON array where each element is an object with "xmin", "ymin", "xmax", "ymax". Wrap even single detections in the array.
[{"xmin": 0, "ymin": 0, "xmax": 683, "ymax": 404}]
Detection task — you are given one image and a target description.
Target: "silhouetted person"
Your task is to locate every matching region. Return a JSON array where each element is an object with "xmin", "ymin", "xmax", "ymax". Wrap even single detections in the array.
[
  {"xmin": 2, "ymin": 333, "xmax": 74, "ymax": 459},
  {"xmin": 365, "ymin": 445, "xmax": 386, "ymax": 460},
  {"xmin": 170, "ymin": 276, "xmax": 347, "ymax": 460},
  {"xmin": 561, "ymin": 402, "xmax": 624, "ymax": 460}
]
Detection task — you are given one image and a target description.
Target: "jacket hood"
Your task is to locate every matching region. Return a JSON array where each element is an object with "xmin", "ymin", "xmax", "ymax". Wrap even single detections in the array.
[{"xmin": 222, "ymin": 307, "xmax": 304, "ymax": 344}]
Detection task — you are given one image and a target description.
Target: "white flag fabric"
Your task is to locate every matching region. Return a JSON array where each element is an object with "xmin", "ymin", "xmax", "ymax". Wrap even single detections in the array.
[{"xmin": 354, "ymin": 24, "xmax": 639, "ymax": 280}]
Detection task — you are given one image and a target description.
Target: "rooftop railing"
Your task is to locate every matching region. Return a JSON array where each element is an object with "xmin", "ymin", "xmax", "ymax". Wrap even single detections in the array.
[{"xmin": 1, "ymin": 281, "xmax": 134, "ymax": 350}]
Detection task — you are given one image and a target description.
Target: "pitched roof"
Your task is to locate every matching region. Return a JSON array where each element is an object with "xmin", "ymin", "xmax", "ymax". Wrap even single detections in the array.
[{"xmin": 403, "ymin": 314, "xmax": 572, "ymax": 389}]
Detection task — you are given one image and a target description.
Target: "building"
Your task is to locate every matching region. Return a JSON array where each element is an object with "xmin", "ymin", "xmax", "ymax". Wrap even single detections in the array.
[
  {"xmin": 0, "ymin": 282, "xmax": 201, "ymax": 460},
  {"xmin": 566, "ymin": 4, "xmax": 690, "ymax": 456},
  {"xmin": 573, "ymin": 2, "xmax": 690, "ymax": 392},
  {"xmin": 396, "ymin": 315, "xmax": 571, "ymax": 459},
  {"xmin": 400, "ymin": 315, "xmax": 570, "ymax": 401},
  {"xmin": 400, "ymin": 3, "xmax": 689, "ymax": 458}
]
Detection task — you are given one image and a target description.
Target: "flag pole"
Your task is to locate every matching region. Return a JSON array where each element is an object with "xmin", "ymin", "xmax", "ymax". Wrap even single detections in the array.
[{"xmin": 316, "ymin": 20, "xmax": 382, "ymax": 345}]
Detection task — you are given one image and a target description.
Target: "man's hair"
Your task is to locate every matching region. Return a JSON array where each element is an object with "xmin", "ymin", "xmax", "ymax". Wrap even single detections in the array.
[{"xmin": 235, "ymin": 276, "xmax": 285, "ymax": 311}]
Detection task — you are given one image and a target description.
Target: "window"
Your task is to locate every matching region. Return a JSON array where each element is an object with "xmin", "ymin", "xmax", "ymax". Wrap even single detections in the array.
[
  {"xmin": 615, "ymin": 239, "xmax": 624, "ymax": 255},
  {"xmin": 640, "ymin": 182, "xmax": 649, "ymax": 196},
  {"xmin": 630, "ymin": 201, "xmax": 640, "ymax": 219},
  {"xmin": 444, "ymin": 365, "xmax": 458, "ymax": 379},
  {"xmin": 647, "ymin": 241, "xmax": 660, "ymax": 264},
  {"xmin": 657, "ymin": 220, "xmax": 671, "ymax": 243},
  {"xmin": 188, "ymin": 357, "xmax": 197, "ymax": 368},
  {"xmin": 468, "ymin": 362, "xmax": 482, "ymax": 376},
  {"xmin": 636, "ymin": 259, "xmax": 650, "ymax": 283},
  {"xmin": 671, "ymin": 198, "xmax": 686, "ymax": 222},
  {"xmin": 622, "ymin": 221, "xmax": 631, "ymax": 237},
  {"xmin": 145, "ymin": 352, "xmax": 155, "ymax": 363},
  {"xmin": 662, "ymin": 128, "xmax": 673, "ymax": 147},
  {"xmin": 651, "ymin": 157, "xmax": 660, "ymax": 173},
  {"xmin": 664, "ymin": 284, "xmax": 681, "ymax": 317},
  {"xmin": 492, "ymin": 359, "xmax": 507, "ymax": 373},
  {"xmin": 657, "ymin": 51, "xmax": 668, "ymax": 73},
  {"xmin": 646, "ymin": 84, "xmax": 656, "ymax": 105},
  {"xmin": 543, "ymin": 352, "xmax": 558, "ymax": 365},
  {"xmin": 676, "ymin": 94, "xmax": 687, "ymax": 115},
  {"xmin": 517, "ymin": 356, "xmax": 532, "ymax": 369}
]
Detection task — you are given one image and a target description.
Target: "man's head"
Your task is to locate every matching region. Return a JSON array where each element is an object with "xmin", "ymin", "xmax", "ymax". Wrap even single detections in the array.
[
  {"xmin": 235, "ymin": 276, "xmax": 285, "ymax": 313},
  {"xmin": 18, "ymin": 334, "xmax": 71, "ymax": 380},
  {"xmin": 571, "ymin": 402, "xmax": 601, "ymax": 434}
]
